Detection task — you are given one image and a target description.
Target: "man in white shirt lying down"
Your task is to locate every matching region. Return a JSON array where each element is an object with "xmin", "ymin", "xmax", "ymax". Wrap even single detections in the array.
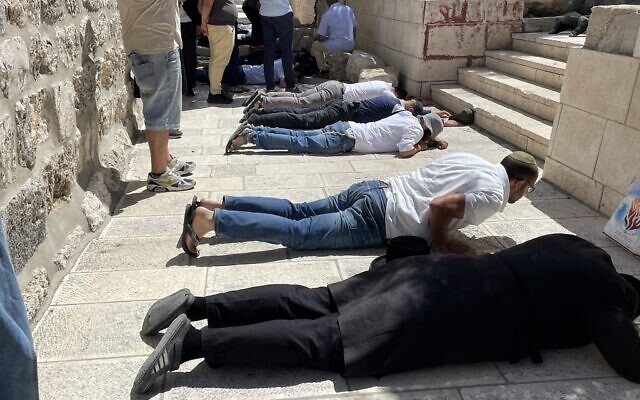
[{"xmin": 226, "ymin": 111, "xmax": 447, "ymax": 156}]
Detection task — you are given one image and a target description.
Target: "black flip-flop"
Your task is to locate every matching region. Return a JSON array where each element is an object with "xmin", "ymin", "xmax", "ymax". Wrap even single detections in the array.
[
  {"xmin": 242, "ymin": 89, "xmax": 262, "ymax": 107},
  {"xmin": 180, "ymin": 196, "xmax": 201, "ymax": 257},
  {"xmin": 242, "ymin": 91, "xmax": 263, "ymax": 114},
  {"xmin": 224, "ymin": 123, "xmax": 249, "ymax": 154}
]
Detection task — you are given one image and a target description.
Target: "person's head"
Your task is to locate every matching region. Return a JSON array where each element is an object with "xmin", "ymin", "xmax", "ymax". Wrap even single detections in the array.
[
  {"xmin": 293, "ymin": 49, "xmax": 319, "ymax": 80},
  {"xmin": 418, "ymin": 113, "xmax": 444, "ymax": 142},
  {"xmin": 404, "ymin": 99, "xmax": 424, "ymax": 116},
  {"xmin": 501, "ymin": 151, "xmax": 539, "ymax": 203}
]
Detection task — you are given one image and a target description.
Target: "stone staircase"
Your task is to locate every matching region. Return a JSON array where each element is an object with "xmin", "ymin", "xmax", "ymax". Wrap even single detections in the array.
[{"xmin": 432, "ymin": 32, "xmax": 586, "ymax": 159}]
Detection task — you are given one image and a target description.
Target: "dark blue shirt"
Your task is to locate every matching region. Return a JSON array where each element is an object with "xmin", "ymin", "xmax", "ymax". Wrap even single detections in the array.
[{"xmin": 351, "ymin": 96, "xmax": 402, "ymax": 123}]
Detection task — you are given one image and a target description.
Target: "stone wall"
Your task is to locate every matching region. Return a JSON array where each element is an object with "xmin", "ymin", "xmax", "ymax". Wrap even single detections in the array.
[
  {"xmin": 0, "ymin": 0, "xmax": 136, "ymax": 319},
  {"xmin": 544, "ymin": 6, "xmax": 640, "ymax": 217},
  {"xmin": 346, "ymin": 0, "xmax": 524, "ymax": 98},
  {"xmin": 291, "ymin": 0, "xmax": 318, "ymax": 25}
]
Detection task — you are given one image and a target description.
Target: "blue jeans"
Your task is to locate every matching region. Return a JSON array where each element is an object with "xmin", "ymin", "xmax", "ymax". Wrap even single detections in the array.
[
  {"xmin": 261, "ymin": 12, "xmax": 295, "ymax": 90},
  {"xmin": 251, "ymin": 121, "xmax": 355, "ymax": 154},
  {"xmin": 215, "ymin": 180, "xmax": 387, "ymax": 249},
  {"xmin": 0, "ymin": 219, "xmax": 38, "ymax": 399}
]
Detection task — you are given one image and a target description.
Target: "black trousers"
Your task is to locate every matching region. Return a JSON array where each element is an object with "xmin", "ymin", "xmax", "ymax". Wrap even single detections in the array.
[
  {"xmin": 180, "ymin": 21, "xmax": 198, "ymax": 91},
  {"xmin": 201, "ymin": 284, "xmax": 344, "ymax": 373},
  {"xmin": 247, "ymin": 100, "xmax": 354, "ymax": 129}
]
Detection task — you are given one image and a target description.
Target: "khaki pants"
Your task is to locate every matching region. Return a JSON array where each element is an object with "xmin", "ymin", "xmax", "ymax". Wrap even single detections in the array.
[
  {"xmin": 311, "ymin": 40, "xmax": 329, "ymax": 71},
  {"xmin": 207, "ymin": 24, "xmax": 235, "ymax": 95}
]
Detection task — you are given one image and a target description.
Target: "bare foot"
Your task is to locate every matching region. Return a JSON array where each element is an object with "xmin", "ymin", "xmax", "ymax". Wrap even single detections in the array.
[
  {"xmin": 435, "ymin": 139, "xmax": 448, "ymax": 150},
  {"xmin": 199, "ymin": 198, "xmax": 223, "ymax": 211},
  {"xmin": 229, "ymin": 135, "xmax": 248, "ymax": 152},
  {"xmin": 184, "ymin": 206, "xmax": 214, "ymax": 254},
  {"xmin": 444, "ymin": 118, "xmax": 466, "ymax": 127}
]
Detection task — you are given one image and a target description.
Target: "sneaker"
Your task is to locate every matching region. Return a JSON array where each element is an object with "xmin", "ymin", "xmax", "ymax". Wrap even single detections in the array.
[
  {"xmin": 147, "ymin": 170, "xmax": 196, "ymax": 192},
  {"xmin": 169, "ymin": 129, "xmax": 183, "ymax": 139},
  {"xmin": 132, "ymin": 314, "xmax": 191, "ymax": 394},
  {"xmin": 286, "ymin": 86, "xmax": 301, "ymax": 93},
  {"xmin": 141, "ymin": 289, "xmax": 195, "ymax": 336},
  {"xmin": 207, "ymin": 93, "xmax": 233, "ymax": 104},
  {"xmin": 167, "ymin": 156, "xmax": 196, "ymax": 176}
]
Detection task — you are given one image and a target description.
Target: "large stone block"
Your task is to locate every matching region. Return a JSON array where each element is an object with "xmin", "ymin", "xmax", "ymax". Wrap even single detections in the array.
[
  {"xmin": 425, "ymin": 23, "xmax": 487, "ymax": 58},
  {"xmin": 484, "ymin": 0, "xmax": 525, "ymax": 22},
  {"xmin": 0, "ymin": 115, "xmax": 17, "ymax": 188},
  {"xmin": 24, "ymin": 0, "xmax": 41, "ymax": 25},
  {"xmin": 6, "ymin": 1, "xmax": 27, "ymax": 27},
  {"xmin": 486, "ymin": 22, "xmax": 524, "ymax": 50},
  {"xmin": 423, "ymin": 0, "xmax": 484, "ymax": 24},
  {"xmin": 15, "ymin": 89, "xmax": 50, "ymax": 169},
  {"xmin": 94, "ymin": 12, "xmax": 112, "ymax": 48},
  {"xmin": 73, "ymin": 62, "xmax": 97, "ymax": 112},
  {"xmin": 0, "ymin": 37, "xmax": 30, "ymax": 98},
  {"xmin": 542, "ymin": 158, "xmax": 604, "ymax": 211},
  {"xmin": 585, "ymin": 5, "xmax": 640, "ymax": 56},
  {"xmin": 65, "ymin": 0, "xmax": 78, "ymax": 16},
  {"xmin": 0, "ymin": 2, "xmax": 6, "ymax": 34},
  {"xmin": 293, "ymin": 26, "xmax": 314, "ymax": 50},
  {"xmin": 628, "ymin": 74, "xmax": 640, "ymax": 130},
  {"xmin": 82, "ymin": 0, "xmax": 103, "ymax": 12},
  {"xmin": 327, "ymin": 51, "xmax": 351, "ymax": 81},
  {"xmin": 30, "ymin": 32, "xmax": 58, "ymax": 79},
  {"xmin": 345, "ymin": 50, "xmax": 385, "ymax": 83},
  {"xmin": 41, "ymin": 0, "xmax": 64, "ymax": 25},
  {"xmin": 55, "ymin": 25, "xmax": 81, "ymax": 69},
  {"xmin": 401, "ymin": 23, "xmax": 426, "ymax": 57},
  {"xmin": 0, "ymin": 179, "xmax": 48, "ymax": 273},
  {"xmin": 51, "ymin": 80, "xmax": 77, "ymax": 141},
  {"xmin": 550, "ymin": 106, "xmax": 607, "ymax": 177},
  {"xmin": 593, "ymin": 122, "xmax": 640, "ymax": 194},
  {"xmin": 22, "ymin": 268, "xmax": 49, "ymax": 321},
  {"xmin": 96, "ymin": 47, "xmax": 126, "ymax": 89},
  {"xmin": 358, "ymin": 66, "xmax": 399, "ymax": 86},
  {"xmin": 42, "ymin": 140, "xmax": 80, "ymax": 209},
  {"xmin": 561, "ymin": 48, "xmax": 640, "ymax": 124}
]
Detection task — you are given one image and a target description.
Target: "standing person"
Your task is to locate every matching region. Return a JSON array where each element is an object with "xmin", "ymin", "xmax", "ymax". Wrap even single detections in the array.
[
  {"xmin": 181, "ymin": 0, "xmax": 200, "ymax": 97},
  {"xmin": 117, "ymin": 0, "xmax": 197, "ymax": 192},
  {"xmin": 0, "ymin": 218, "xmax": 39, "ymax": 400},
  {"xmin": 239, "ymin": 0, "xmax": 263, "ymax": 45},
  {"xmin": 259, "ymin": 0, "xmax": 297, "ymax": 92},
  {"xmin": 311, "ymin": 0, "xmax": 357, "ymax": 72},
  {"xmin": 200, "ymin": 0, "xmax": 238, "ymax": 104}
]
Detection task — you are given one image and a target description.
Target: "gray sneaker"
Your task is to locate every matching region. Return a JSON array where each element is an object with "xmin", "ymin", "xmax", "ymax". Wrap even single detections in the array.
[
  {"xmin": 147, "ymin": 170, "xmax": 196, "ymax": 192},
  {"xmin": 168, "ymin": 156, "xmax": 196, "ymax": 176},
  {"xmin": 132, "ymin": 314, "xmax": 191, "ymax": 394},
  {"xmin": 141, "ymin": 289, "xmax": 195, "ymax": 336}
]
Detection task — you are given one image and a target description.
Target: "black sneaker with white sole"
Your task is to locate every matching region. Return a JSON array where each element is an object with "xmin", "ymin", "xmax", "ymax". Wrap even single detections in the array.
[{"xmin": 132, "ymin": 314, "xmax": 191, "ymax": 394}]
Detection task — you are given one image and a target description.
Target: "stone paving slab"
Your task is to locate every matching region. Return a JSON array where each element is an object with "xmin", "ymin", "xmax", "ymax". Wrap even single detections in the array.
[{"xmin": 35, "ymin": 82, "xmax": 640, "ymax": 398}]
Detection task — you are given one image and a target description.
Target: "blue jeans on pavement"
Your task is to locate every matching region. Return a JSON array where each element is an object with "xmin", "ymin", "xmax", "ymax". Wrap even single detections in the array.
[
  {"xmin": 251, "ymin": 121, "xmax": 355, "ymax": 154},
  {"xmin": 215, "ymin": 180, "xmax": 388, "ymax": 249},
  {"xmin": 0, "ymin": 218, "xmax": 39, "ymax": 400}
]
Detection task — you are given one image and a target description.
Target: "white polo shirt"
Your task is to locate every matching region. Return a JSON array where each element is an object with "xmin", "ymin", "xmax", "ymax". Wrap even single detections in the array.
[
  {"xmin": 383, "ymin": 153, "xmax": 510, "ymax": 241},
  {"xmin": 259, "ymin": 0, "xmax": 293, "ymax": 17},
  {"xmin": 342, "ymin": 81, "xmax": 395, "ymax": 102},
  {"xmin": 349, "ymin": 111, "xmax": 423, "ymax": 153},
  {"xmin": 243, "ymin": 59, "xmax": 285, "ymax": 84}
]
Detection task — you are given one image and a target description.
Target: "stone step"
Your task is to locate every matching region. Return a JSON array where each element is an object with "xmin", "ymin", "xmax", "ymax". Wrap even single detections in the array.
[
  {"xmin": 523, "ymin": 16, "xmax": 564, "ymax": 33},
  {"xmin": 485, "ymin": 50, "xmax": 566, "ymax": 89},
  {"xmin": 512, "ymin": 32, "xmax": 585, "ymax": 62},
  {"xmin": 432, "ymin": 84, "xmax": 552, "ymax": 159},
  {"xmin": 458, "ymin": 67, "xmax": 560, "ymax": 121}
]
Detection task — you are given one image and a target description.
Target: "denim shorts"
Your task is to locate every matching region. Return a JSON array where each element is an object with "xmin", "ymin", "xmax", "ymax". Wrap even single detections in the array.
[{"xmin": 128, "ymin": 48, "xmax": 181, "ymax": 132}]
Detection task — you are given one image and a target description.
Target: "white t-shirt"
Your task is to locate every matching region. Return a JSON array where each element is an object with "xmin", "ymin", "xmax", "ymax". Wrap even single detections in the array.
[
  {"xmin": 259, "ymin": 0, "xmax": 293, "ymax": 17},
  {"xmin": 117, "ymin": 0, "xmax": 182, "ymax": 54},
  {"xmin": 349, "ymin": 111, "xmax": 423, "ymax": 153},
  {"xmin": 383, "ymin": 153, "xmax": 510, "ymax": 241},
  {"xmin": 242, "ymin": 59, "xmax": 285, "ymax": 84},
  {"xmin": 342, "ymin": 81, "xmax": 395, "ymax": 102}
]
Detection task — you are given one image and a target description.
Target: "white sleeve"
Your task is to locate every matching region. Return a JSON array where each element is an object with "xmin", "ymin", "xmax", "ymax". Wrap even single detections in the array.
[
  {"xmin": 397, "ymin": 125, "xmax": 423, "ymax": 152},
  {"xmin": 462, "ymin": 191, "xmax": 504, "ymax": 225}
]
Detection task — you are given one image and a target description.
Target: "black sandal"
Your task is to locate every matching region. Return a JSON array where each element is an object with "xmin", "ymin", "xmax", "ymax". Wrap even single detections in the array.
[
  {"xmin": 224, "ymin": 122, "xmax": 249, "ymax": 154},
  {"xmin": 180, "ymin": 196, "xmax": 201, "ymax": 257}
]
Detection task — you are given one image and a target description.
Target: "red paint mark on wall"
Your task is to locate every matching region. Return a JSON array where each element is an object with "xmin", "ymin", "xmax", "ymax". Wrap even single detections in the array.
[
  {"xmin": 503, "ymin": 0, "xmax": 508, "ymax": 16},
  {"xmin": 439, "ymin": 1, "xmax": 468, "ymax": 23}
]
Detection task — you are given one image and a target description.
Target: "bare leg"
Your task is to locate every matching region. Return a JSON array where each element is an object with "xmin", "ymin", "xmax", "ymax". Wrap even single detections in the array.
[{"xmin": 147, "ymin": 130, "xmax": 170, "ymax": 174}]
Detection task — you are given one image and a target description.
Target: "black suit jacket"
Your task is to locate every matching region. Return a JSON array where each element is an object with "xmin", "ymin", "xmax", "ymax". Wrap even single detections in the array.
[{"xmin": 328, "ymin": 234, "xmax": 640, "ymax": 381}]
